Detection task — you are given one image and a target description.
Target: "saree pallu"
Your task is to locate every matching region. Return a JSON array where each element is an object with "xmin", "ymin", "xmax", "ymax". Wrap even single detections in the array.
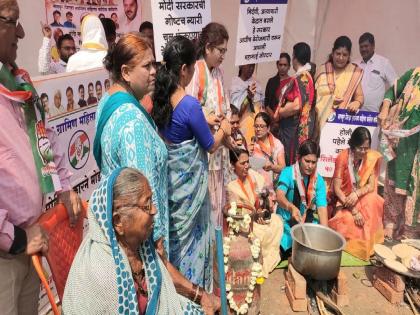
[
  {"xmin": 186, "ymin": 59, "xmax": 231, "ymax": 226},
  {"xmin": 167, "ymin": 139, "xmax": 213, "ymax": 292},
  {"xmin": 328, "ymin": 149, "xmax": 384, "ymax": 260},
  {"xmin": 277, "ymin": 70, "xmax": 315, "ymax": 165},
  {"xmin": 382, "ymin": 68, "xmax": 420, "ymax": 238},
  {"xmin": 315, "ymin": 62, "xmax": 363, "ymax": 130},
  {"xmin": 63, "ymin": 168, "xmax": 203, "ymax": 315}
]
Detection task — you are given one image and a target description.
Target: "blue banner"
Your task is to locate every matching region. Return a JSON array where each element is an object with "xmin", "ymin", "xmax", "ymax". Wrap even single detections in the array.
[{"xmin": 327, "ymin": 109, "xmax": 378, "ymax": 127}]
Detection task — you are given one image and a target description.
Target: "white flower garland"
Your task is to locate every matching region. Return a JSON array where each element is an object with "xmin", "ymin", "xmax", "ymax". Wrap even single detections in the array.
[{"xmin": 223, "ymin": 202, "xmax": 264, "ymax": 314}]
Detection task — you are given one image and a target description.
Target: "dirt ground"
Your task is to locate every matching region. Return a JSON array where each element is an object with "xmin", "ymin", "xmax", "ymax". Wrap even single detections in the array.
[{"xmin": 260, "ymin": 266, "xmax": 414, "ymax": 315}]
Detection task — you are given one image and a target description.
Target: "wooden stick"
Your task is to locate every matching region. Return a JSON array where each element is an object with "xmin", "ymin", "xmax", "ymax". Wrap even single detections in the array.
[{"xmin": 405, "ymin": 292, "xmax": 419, "ymax": 315}]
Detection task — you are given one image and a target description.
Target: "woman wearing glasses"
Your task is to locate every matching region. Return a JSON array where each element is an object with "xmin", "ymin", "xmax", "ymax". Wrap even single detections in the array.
[
  {"xmin": 328, "ymin": 127, "xmax": 384, "ymax": 260},
  {"xmin": 63, "ymin": 168, "xmax": 219, "ymax": 314},
  {"xmin": 252, "ymin": 112, "xmax": 285, "ymax": 197},
  {"xmin": 186, "ymin": 22, "xmax": 231, "ymax": 226}
]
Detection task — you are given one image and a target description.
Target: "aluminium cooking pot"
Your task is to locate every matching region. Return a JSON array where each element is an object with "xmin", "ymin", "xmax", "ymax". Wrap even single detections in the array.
[{"xmin": 291, "ymin": 223, "xmax": 346, "ymax": 280}]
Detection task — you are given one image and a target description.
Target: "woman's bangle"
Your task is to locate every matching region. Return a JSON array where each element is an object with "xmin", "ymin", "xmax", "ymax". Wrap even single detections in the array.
[{"xmin": 192, "ymin": 284, "xmax": 203, "ymax": 303}]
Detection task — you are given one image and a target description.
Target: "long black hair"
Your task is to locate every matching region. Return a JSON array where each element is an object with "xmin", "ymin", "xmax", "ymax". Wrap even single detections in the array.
[{"xmin": 152, "ymin": 36, "xmax": 196, "ymax": 129}]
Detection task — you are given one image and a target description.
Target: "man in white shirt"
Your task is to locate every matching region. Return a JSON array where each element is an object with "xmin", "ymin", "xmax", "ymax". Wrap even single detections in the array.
[
  {"xmin": 119, "ymin": 0, "xmax": 141, "ymax": 34},
  {"xmin": 38, "ymin": 24, "xmax": 76, "ymax": 75},
  {"xmin": 357, "ymin": 32, "xmax": 397, "ymax": 112}
]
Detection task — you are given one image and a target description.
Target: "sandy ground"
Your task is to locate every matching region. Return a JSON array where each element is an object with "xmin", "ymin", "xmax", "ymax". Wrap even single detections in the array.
[{"xmin": 260, "ymin": 266, "xmax": 414, "ymax": 315}]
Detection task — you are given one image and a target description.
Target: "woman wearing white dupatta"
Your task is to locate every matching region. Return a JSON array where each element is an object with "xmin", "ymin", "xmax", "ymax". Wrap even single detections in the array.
[
  {"xmin": 230, "ymin": 63, "xmax": 264, "ymax": 145},
  {"xmin": 63, "ymin": 168, "xmax": 219, "ymax": 314}
]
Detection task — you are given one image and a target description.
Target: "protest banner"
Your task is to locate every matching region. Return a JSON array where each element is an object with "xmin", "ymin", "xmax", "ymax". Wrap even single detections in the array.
[
  {"xmin": 318, "ymin": 109, "xmax": 380, "ymax": 178},
  {"xmin": 44, "ymin": 0, "xmax": 142, "ymax": 50},
  {"xmin": 33, "ymin": 68, "xmax": 106, "ymax": 314},
  {"xmin": 151, "ymin": 0, "xmax": 211, "ymax": 61},
  {"xmin": 235, "ymin": 0, "xmax": 288, "ymax": 66}
]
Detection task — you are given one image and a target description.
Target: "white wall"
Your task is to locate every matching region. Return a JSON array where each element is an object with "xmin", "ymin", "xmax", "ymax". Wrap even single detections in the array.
[{"xmin": 18, "ymin": 0, "xmax": 420, "ymax": 87}]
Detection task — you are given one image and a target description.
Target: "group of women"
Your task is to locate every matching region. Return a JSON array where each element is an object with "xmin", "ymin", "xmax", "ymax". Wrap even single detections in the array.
[{"xmin": 60, "ymin": 21, "xmax": 419, "ymax": 314}]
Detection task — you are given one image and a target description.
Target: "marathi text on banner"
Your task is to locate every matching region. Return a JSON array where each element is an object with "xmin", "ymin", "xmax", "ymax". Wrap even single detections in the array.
[
  {"xmin": 151, "ymin": 0, "xmax": 212, "ymax": 62},
  {"xmin": 235, "ymin": 0, "xmax": 288, "ymax": 66},
  {"xmin": 318, "ymin": 109, "xmax": 380, "ymax": 177}
]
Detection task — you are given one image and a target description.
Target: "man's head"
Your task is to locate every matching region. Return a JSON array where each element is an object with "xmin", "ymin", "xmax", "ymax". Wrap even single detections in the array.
[
  {"xmin": 54, "ymin": 90, "xmax": 61, "ymax": 108},
  {"xmin": 40, "ymin": 93, "xmax": 49, "ymax": 112},
  {"xmin": 78, "ymin": 84, "xmax": 85, "ymax": 99},
  {"xmin": 292, "ymin": 42, "xmax": 311, "ymax": 71},
  {"xmin": 88, "ymin": 82, "xmax": 94, "ymax": 97},
  {"xmin": 57, "ymin": 34, "xmax": 76, "ymax": 63},
  {"xmin": 53, "ymin": 10, "xmax": 61, "ymax": 23},
  {"xmin": 359, "ymin": 32, "xmax": 375, "ymax": 62},
  {"xmin": 66, "ymin": 86, "xmax": 74, "ymax": 106},
  {"xmin": 0, "ymin": 0, "xmax": 25, "ymax": 65},
  {"xmin": 104, "ymin": 79, "xmax": 110, "ymax": 91},
  {"xmin": 66, "ymin": 11, "xmax": 73, "ymax": 23},
  {"xmin": 123, "ymin": 0, "xmax": 137, "ymax": 21},
  {"xmin": 95, "ymin": 80, "xmax": 102, "ymax": 100},
  {"xmin": 139, "ymin": 21, "xmax": 153, "ymax": 44},
  {"xmin": 276, "ymin": 52, "xmax": 290, "ymax": 77},
  {"xmin": 100, "ymin": 18, "xmax": 116, "ymax": 48}
]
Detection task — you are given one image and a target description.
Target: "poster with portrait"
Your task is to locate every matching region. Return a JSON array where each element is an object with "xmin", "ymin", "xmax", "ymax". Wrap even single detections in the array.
[
  {"xmin": 235, "ymin": 0, "xmax": 288, "ymax": 66},
  {"xmin": 43, "ymin": 0, "xmax": 142, "ymax": 53},
  {"xmin": 151, "ymin": 0, "xmax": 211, "ymax": 61},
  {"xmin": 33, "ymin": 68, "xmax": 108, "ymax": 314},
  {"xmin": 317, "ymin": 109, "xmax": 379, "ymax": 178}
]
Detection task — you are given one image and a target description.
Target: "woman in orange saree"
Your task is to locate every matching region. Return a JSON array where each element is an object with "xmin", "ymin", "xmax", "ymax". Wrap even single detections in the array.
[{"xmin": 328, "ymin": 127, "xmax": 384, "ymax": 261}]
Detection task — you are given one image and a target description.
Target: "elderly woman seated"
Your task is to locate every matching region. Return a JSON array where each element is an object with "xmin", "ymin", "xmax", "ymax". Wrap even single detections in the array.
[
  {"xmin": 328, "ymin": 127, "xmax": 384, "ymax": 260},
  {"xmin": 226, "ymin": 148, "xmax": 283, "ymax": 278},
  {"xmin": 63, "ymin": 168, "xmax": 219, "ymax": 314}
]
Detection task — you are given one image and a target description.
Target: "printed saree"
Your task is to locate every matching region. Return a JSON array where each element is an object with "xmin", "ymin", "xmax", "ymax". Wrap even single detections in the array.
[
  {"xmin": 167, "ymin": 139, "xmax": 213, "ymax": 292},
  {"xmin": 62, "ymin": 168, "xmax": 203, "ymax": 315},
  {"xmin": 382, "ymin": 67, "xmax": 420, "ymax": 239}
]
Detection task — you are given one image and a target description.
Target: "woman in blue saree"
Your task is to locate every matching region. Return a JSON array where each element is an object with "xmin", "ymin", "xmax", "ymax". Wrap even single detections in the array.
[
  {"xmin": 63, "ymin": 168, "xmax": 219, "ymax": 314},
  {"xmin": 93, "ymin": 33, "xmax": 169, "ymax": 255},
  {"xmin": 153, "ymin": 36, "xmax": 231, "ymax": 292}
]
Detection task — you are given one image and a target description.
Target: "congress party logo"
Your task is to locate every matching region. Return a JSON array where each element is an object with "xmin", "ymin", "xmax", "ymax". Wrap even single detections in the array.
[{"xmin": 68, "ymin": 130, "xmax": 90, "ymax": 170}]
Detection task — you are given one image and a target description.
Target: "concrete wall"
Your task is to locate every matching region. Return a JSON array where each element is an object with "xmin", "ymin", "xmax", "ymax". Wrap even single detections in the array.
[{"xmin": 18, "ymin": 0, "xmax": 420, "ymax": 87}]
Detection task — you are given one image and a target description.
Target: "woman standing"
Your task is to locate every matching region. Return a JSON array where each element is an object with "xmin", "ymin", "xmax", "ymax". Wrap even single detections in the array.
[
  {"xmin": 379, "ymin": 67, "xmax": 420, "ymax": 240},
  {"xmin": 328, "ymin": 127, "xmax": 384, "ymax": 260},
  {"xmin": 273, "ymin": 43, "xmax": 315, "ymax": 165},
  {"xmin": 276, "ymin": 140, "xmax": 328, "ymax": 255},
  {"xmin": 153, "ymin": 36, "xmax": 231, "ymax": 292},
  {"xmin": 93, "ymin": 33, "xmax": 169, "ymax": 255},
  {"xmin": 226, "ymin": 149, "xmax": 283, "ymax": 278},
  {"xmin": 230, "ymin": 63, "xmax": 264, "ymax": 145},
  {"xmin": 252, "ymin": 112, "xmax": 285, "ymax": 195},
  {"xmin": 186, "ymin": 22, "xmax": 230, "ymax": 226},
  {"xmin": 315, "ymin": 36, "xmax": 364, "ymax": 131}
]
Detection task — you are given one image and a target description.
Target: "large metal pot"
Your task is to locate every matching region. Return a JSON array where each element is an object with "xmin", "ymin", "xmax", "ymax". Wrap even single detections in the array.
[{"xmin": 291, "ymin": 223, "xmax": 346, "ymax": 280}]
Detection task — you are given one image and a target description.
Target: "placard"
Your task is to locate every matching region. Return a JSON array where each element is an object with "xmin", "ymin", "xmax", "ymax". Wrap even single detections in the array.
[
  {"xmin": 318, "ymin": 109, "xmax": 380, "ymax": 177},
  {"xmin": 235, "ymin": 0, "xmax": 288, "ymax": 66},
  {"xmin": 151, "ymin": 0, "xmax": 211, "ymax": 61}
]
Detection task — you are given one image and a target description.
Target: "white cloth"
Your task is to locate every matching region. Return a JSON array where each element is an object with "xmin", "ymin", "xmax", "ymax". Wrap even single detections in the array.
[
  {"xmin": 48, "ymin": 104, "xmax": 66, "ymax": 117},
  {"xmin": 38, "ymin": 37, "xmax": 66, "ymax": 75},
  {"xmin": 118, "ymin": 14, "xmax": 142, "ymax": 34},
  {"xmin": 229, "ymin": 76, "xmax": 264, "ymax": 110},
  {"xmin": 66, "ymin": 15, "xmax": 108, "ymax": 72},
  {"xmin": 357, "ymin": 53, "xmax": 397, "ymax": 112}
]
